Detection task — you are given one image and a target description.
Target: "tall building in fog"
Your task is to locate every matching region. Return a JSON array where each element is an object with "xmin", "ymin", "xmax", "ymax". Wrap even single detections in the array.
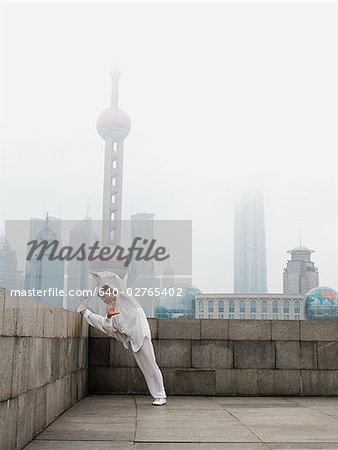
[
  {"xmin": 66, "ymin": 218, "xmax": 99, "ymax": 310},
  {"xmin": 127, "ymin": 213, "xmax": 159, "ymax": 316},
  {"xmin": 0, "ymin": 234, "xmax": 18, "ymax": 289},
  {"xmin": 234, "ymin": 189, "xmax": 268, "ymax": 294},
  {"xmin": 96, "ymin": 67, "xmax": 131, "ymax": 247},
  {"xmin": 24, "ymin": 216, "xmax": 64, "ymax": 306},
  {"xmin": 283, "ymin": 244, "xmax": 319, "ymax": 294}
]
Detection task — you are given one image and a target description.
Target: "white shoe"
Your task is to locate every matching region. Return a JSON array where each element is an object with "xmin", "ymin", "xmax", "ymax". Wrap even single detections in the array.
[
  {"xmin": 76, "ymin": 297, "xmax": 90, "ymax": 314},
  {"xmin": 152, "ymin": 398, "xmax": 167, "ymax": 406}
]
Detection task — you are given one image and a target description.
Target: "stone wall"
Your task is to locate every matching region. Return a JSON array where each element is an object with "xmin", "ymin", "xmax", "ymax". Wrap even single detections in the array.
[
  {"xmin": 0, "ymin": 289, "xmax": 88, "ymax": 450},
  {"xmin": 88, "ymin": 318, "xmax": 338, "ymax": 396}
]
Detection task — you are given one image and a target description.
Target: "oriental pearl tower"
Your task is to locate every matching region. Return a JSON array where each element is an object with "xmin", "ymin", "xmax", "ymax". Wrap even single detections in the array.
[{"xmin": 96, "ymin": 67, "xmax": 131, "ymax": 247}]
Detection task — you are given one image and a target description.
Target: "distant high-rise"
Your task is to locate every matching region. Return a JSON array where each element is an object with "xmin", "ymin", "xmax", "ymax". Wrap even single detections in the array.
[
  {"xmin": 24, "ymin": 216, "xmax": 64, "ymax": 306},
  {"xmin": 66, "ymin": 218, "xmax": 99, "ymax": 310},
  {"xmin": 127, "ymin": 213, "xmax": 159, "ymax": 316},
  {"xmin": 283, "ymin": 244, "xmax": 319, "ymax": 294},
  {"xmin": 234, "ymin": 189, "xmax": 268, "ymax": 294},
  {"xmin": 0, "ymin": 233, "xmax": 18, "ymax": 289}
]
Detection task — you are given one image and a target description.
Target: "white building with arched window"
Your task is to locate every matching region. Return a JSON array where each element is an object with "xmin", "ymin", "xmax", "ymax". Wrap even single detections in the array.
[{"xmin": 195, "ymin": 294, "xmax": 305, "ymax": 320}]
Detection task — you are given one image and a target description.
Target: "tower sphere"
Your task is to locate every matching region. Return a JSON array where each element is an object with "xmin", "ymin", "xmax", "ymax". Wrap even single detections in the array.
[{"xmin": 96, "ymin": 107, "xmax": 131, "ymax": 141}]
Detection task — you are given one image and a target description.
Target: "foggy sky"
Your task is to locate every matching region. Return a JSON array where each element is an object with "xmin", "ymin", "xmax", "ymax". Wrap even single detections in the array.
[{"xmin": 1, "ymin": 2, "xmax": 337, "ymax": 292}]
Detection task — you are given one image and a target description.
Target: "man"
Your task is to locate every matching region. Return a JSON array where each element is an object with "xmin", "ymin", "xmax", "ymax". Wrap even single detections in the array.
[{"xmin": 76, "ymin": 270, "xmax": 167, "ymax": 406}]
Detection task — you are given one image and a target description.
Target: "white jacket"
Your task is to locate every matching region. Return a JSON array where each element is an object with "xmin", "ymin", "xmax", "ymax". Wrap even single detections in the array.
[{"xmin": 97, "ymin": 271, "xmax": 151, "ymax": 352}]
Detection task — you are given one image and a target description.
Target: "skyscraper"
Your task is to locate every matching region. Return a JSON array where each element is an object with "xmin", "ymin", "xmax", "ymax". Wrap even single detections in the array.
[
  {"xmin": 24, "ymin": 216, "xmax": 65, "ymax": 306},
  {"xmin": 283, "ymin": 244, "xmax": 319, "ymax": 294},
  {"xmin": 66, "ymin": 217, "xmax": 99, "ymax": 310},
  {"xmin": 234, "ymin": 189, "xmax": 268, "ymax": 294},
  {"xmin": 127, "ymin": 213, "xmax": 159, "ymax": 316},
  {"xmin": 0, "ymin": 233, "xmax": 18, "ymax": 289}
]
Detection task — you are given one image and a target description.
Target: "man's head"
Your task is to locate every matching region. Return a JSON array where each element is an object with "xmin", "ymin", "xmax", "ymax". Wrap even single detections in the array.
[{"xmin": 98, "ymin": 284, "xmax": 117, "ymax": 304}]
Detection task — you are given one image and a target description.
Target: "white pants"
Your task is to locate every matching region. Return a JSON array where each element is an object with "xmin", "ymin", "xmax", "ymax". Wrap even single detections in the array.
[{"xmin": 83, "ymin": 309, "xmax": 167, "ymax": 399}]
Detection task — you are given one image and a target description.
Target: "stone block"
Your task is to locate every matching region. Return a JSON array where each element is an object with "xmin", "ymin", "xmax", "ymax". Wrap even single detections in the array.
[
  {"xmin": 3, "ymin": 291, "xmax": 18, "ymax": 336},
  {"xmin": 34, "ymin": 385, "xmax": 47, "ymax": 435},
  {"xmin": 148, "ymin": 318, "xmax": 158, "ymax": 339},
  {"xmin": 276, "ymin": 341, "xmax": 317, "ymax": 369},
  {"xmin": 30, "ymin": 338, "xmax": 46, "ymax": 389},
  {"xmin": 156, "ymin": 339, "xmax": 191, "ymax": 368},
  {"xmin": 192, "ymin": 340, "xmax": 233, "ymax": 369},
  {"xmin": 0, "ymin": 397, "xmax": 17, "ymax": 450},
  {"xmin": 229, "ymin": 320, "xmax": 271, "ymax": 341},
  {"xmin": 54, "ymin": 307, "xmax": 68, "ymax": 338},
  {"xmin": 67, "ymin": 310, "xmax": 75, "ymax": 337},
  {"xmin": 71, "ymin": 371, "xmax": 78, "ymax": 404},
  {"xmin": 271, "ymin": 320, "xmax": 300, "ymax": 341},
  {"xmin": 174, "ymin": 368, "xmax": 216, "ymax": 395},
  {"xmin": 43, "ymin": 305, "xmax": 55, "ymax": 338},
  {"xmin": 43, "ymin": 339, "xmax": 52, "ymax": 383},
  {"xmin": 318, "ymin": 341, "xmax": 338, "ymax": 369},
  {"xmin": 234, "ymin": 341, "xmax": 275, "ymax": 369},
  {"xmin": 234, "ymin": 369, "xmax": 259, "ymax": 395},
  {"xmin": 12, "ymin": 337, "xmax": 31, "ymax": 397},
  {"xmin": 300, "ymin": 321, "xmax": 338, "ymax": 341},
  {"xmin": 81, "ymin": 316, "xmax": 89, "ymax": 337},
  {"xmin": 301, "ymin": 370, "xmax": 338, "ymax": 395},
  {"xmin": 69, "ymin": 338, "xmax": 80, "ymax": 372},
  {"xmin": 89, "ymin": 337, "xmax": 110, "ymax": 366},
  {"xmin": 46, "ymin": 381, "xmax": 57, "ymax": 425},
  {"xmin": 215, "ymin": 369, "xmax": 236, "ymax": 395},
  {"xmin": 0, "ymin": 288, "xmax": 5, "ymax": 336},
  {"xmin": 35, "ymin": 301, "xmax": 45, "ymax": 337},
  {"xmin": 201, "ymin": 319, "xmax": 229, "ymax": 340},
  {"xmin": 112, "ymin": 340, "xmax": 137, "ymax": 367},
  {"xmin": 59, "ymin": 338, "xmax": 69, "ymax": 378},
  {"xmin": 158, "ymin": 318, "xmax": 201, "ymax": 339},
  {"xmin": 258, "ymin": 369, "xmax": 301, "ymax": 395},
  {"xmin": 0, "ymin": 336, "xmax": 15, "ymax": 402},
  {"xmin": 79, "ymin": 337, "xmax": 88, "ymax": 369},
  {"xmin": 51, "ymin": 338, "xmax": 61, "ymax": 380},
  {"xmin": 61, "ymin": 374, "xmax": 72, "ymax": 411},
  {"xmin": 89, "ymin": 326, "xmax": 108, "ymax": 338},
  {"xmin": 88, "ymin": 367, "xmax": 147, "ymax": 394},
  {"xmin": 16, "ymin": 296, "xmax": 38, "ymax": 337},
  {"xmin": 17, "ymin": 389, "xmax": 36, "ymax": 449}
]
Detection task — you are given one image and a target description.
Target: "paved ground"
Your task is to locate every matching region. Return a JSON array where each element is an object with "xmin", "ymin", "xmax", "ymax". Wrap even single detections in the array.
[{"xmin": 24, "ymin": 395, "xmax": 338, "ymax": 450}]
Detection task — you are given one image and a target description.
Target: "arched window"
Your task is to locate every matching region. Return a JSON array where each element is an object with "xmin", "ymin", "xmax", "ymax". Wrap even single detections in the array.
[
  {"xmin": 294, "ymin": 299, "xmax": 301, "ymax": 320},
  {"xmin": 218, "ymin": 299, "xmax": 225, "ymax": 319},
  {"xmin": 250, "ymin": 299, "xmax": 257, "ymax": 319},
  {"xmin": 198, "ymin": 300, "xmax": 205, "ymax": 318},
  {"xmin": 283, "ymin": 299, "xmax": 290, "ymax": 320},
  {"xmin": 229, "ymin": 299, "xmax": 235, "ymax": 319},
  {"xmin": 261, "ymin": 299, "xmax": 268, "ymax": 320},
  {"xmin": 239, "ymin": 299, "xmax": 246, "ymax": 320},
  {"xmin": 272, "ymin": 300, "xmax": 279, "ymax": 320},
  {"xmin": 208, "ymin": 299, "xmax": 215, "ymax": 319}
]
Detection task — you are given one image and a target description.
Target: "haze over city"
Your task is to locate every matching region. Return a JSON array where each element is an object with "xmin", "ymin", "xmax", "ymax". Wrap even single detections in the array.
[{"xmin": 1, "ymin": 2, "xmax": 337, "ymax": 293}]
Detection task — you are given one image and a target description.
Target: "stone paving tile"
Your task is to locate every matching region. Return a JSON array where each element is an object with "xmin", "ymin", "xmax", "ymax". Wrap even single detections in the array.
[
  {"xmin": 136, "ymin": 444, "xmax": 269, "ymax": 450},
  {"xmin": 27, "ymin": 396, "xmax": 338, "ymax": 448},
  {"xmin": 35, "ymin": 417, "xmax": 136, "ymax": 441},
  {"xmin": 223, "ymin": 406, "xmax": 338, "ymax": 443},
  {"xmin": 24, "ymin": 442, "xmax": 135, "ymax": 449}
]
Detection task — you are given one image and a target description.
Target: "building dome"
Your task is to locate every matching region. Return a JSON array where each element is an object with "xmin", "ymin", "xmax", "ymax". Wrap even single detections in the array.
[
  {"xmin": 154, "ymin": 284, "xmax": 202, "ymax": 319},
  {"xmin": 305, "ymin": 286, "xmax": 338, "ymax": 320},
  {"xmin": 96, "ymin": 108, "xmax": 131, "ymax": 141}
]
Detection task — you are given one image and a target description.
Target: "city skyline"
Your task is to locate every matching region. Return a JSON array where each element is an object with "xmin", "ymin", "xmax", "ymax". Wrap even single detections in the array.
[{"xmin": 1, "ymin": 3, "xmax": 337, "ymax": 292}]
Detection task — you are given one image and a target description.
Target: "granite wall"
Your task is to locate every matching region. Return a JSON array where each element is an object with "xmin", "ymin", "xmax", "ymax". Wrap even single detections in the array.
[
  {"xmin": 88, "ymin": 318, "xmax": 338, "ymax": 397},
  {"xmin": 0, "ymin": 289, "xmax": 88, "ymax": 450}
]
